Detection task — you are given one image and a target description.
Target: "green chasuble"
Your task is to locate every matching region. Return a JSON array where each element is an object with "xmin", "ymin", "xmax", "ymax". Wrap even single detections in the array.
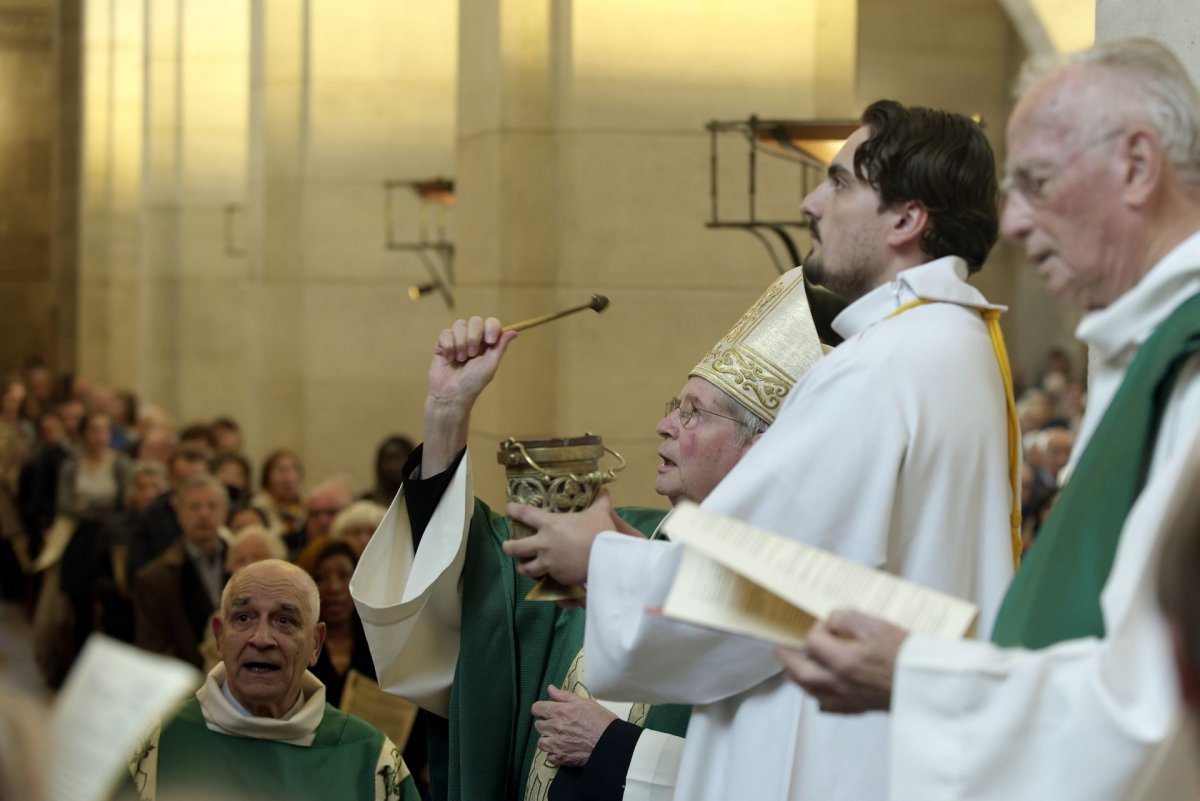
[
  {"xmin": 134, "ymin": 698, "xmax": 420, "ymax": 801},
  {"xmin": 437, "ymin": 500, "xmax": 691, "ymax": 801},
  {"xmin": 992, "ymin": 291, "xmax": 1200, "ymax": 648}
]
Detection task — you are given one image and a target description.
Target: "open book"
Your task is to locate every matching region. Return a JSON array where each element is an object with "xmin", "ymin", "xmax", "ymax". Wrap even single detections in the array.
[{"xmin": 660, "ymin": 502, "xmax": 978, "ymax": 647}]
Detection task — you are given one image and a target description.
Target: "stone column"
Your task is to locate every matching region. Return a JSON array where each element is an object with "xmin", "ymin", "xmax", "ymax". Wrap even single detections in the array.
[
  {"xmin": 0, "ymin": 0, "xmax": 54, "ymax": 373},
  {"xmin": 457, "ymin": 0, "xmax": 846, "ymax": 508},
  {"xmin": 77, "ymin": 0, "xmax": 144, "ymax": 390}
]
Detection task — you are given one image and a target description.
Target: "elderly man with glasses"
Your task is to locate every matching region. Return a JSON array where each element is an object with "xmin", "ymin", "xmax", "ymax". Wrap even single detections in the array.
[
  {"xmin": 780, "ymin": 39, "xmax": 1200, "ymax": 801},
  {"xmin": 351, "ymin": 271, "xmax": 842, "ymax": 801}
]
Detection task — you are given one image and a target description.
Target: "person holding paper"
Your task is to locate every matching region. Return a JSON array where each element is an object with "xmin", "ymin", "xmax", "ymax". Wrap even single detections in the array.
[
  {"xmin": 120, "ymin": 559, "xmax": 420, "ymax": 801},
  {"xmin": 350, "ymin": 272, "xmax": 840, "ymax": 801},
  {"xmin": 507, "ymin": 99, "xmax": 1018, "ymax": 801},
  {"xmin": 778, "ymin": 39, "xmax": 1200, "ymax": 801}
]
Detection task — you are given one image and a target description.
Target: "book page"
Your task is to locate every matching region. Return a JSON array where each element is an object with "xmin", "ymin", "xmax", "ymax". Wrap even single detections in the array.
[
  {"xmin": 340, "ymin": 668, "xmax": 419, "ymax": 751},
  {"xmin": 49, "ymin": 635, "xmax": 201, "ymax": 801},
  {"xmin": 661, "ymin": 502, "xmax": 977, "ymax": 644},
  {"xmin": 663, "ymin": 548, "xmax": 816, "ymax": 647}
]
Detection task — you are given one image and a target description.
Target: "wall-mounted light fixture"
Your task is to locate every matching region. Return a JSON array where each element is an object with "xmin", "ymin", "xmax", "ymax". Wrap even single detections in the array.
[
  {"xmin": 706, "ymin": 117, "xmax": 857, "ymax": 274},
  {"xmin": 407, "ymin": 279, "xmax": 453, "ymax": 308},
  {"xmin": 385, "ymin": 178, "xmax": 456, "ymax": 308}
]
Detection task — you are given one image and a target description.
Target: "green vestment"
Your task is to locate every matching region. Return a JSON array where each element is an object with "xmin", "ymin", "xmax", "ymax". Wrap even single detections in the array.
[
  {"xmin": 128, "ymin": 698, "xmax": 420, "ymax": 801},
  {"xmin": 433, "ymin": 500, "xmax": 691, "ymax": 801},
  {"xmin": 992, "ymin": 291, "xmax": 1200, "ymax": 648}
]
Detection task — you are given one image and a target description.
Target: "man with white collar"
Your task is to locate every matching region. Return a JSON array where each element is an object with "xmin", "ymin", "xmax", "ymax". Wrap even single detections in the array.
[
  {"xmin": 506, "ymin": 99, "xmax": 1019, "ymax": 801},
  {"xmin": 780, "ymin": 39, "xmax": 1200, "ymax": 801},
  {"xmin": 125, "ymin": 559, "xmax": 419, "ymax": 801}
]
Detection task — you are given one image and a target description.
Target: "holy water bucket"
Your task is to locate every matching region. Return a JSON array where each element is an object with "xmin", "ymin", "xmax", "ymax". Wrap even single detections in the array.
[{"xmin": 497, "ymin": 434, "xmax": 625, "ymax": 601}]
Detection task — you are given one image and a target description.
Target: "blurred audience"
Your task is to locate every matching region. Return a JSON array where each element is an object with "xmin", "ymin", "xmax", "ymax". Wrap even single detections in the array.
[
  {"xmin": 332, "ymin": 500, "xmax": 387, "ymax": 556},
  {"xmin": 291, "ymin": 477, "xmax": 354, "ymax": 559},
  {"xmin": 211, "ymin": 416, "xmax": 243, "ymax": 455},
  {"xmin": 212, "ymin": 451, "xmax": 252, "ymax": 507},
  {"xmin": 133, "ymin": 474, "xmax": 229, "ymax": 668},
  {"xmin": 364, "ymin": 434, "xmax": 414, "ymax": 506},
  {"xmin": 252, "ymin": 449, "xmax": 305, "ymax": 540},
  {"xmin": 127, "ymin": 447, "xmax": 211, "ymax": 579}
]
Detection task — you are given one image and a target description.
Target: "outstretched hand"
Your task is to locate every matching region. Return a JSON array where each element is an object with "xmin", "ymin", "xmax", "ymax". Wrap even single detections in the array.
[
  {"xmin": 502, "ymin": 490, "xmax": 628, "ymax": 586},
  {"xmin": 531, "ymin": 684, "xmax": 618, "ymax": 767},
  {"xmin": 775, "ymin": 609, "xmax": 908, "ymax": 714}
]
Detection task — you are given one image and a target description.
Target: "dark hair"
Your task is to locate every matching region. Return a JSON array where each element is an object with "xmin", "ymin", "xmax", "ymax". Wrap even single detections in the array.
[
  {"xmin": 212, "ymin": 416, "xmax": 240, "ymax": 433},
  {"xmin": 260, "ymin": 449, "xmax": 304, "ymax": 491},
  {"xmin": 226, "ymin": 503, "xmax": 269, "ymax": 527},
  {"xmin": 374, "ymin": 435, "xmax": 415, "ymax": 485},
  {"xmin": 116, "ymin": 390, "xmax": 138, "ymax": 425},
  {"xmin": 300, "ymin": 537, "xmax": 360, "ymax": 581},
  {"xmin": 212, "ymin": 452, "xmax": 253, "ymax": 483},
  {"xmin": 854, "ymin": 100, "xmax": 999, "ymax": 271},
  {"xmin": 179, "ymin": 423, "xmax": 217, "ymax": 449}
]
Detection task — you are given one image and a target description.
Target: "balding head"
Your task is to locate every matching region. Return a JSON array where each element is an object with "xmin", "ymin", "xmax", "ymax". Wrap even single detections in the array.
[
  {"xmin": 221, "ymin": 558, "xmax": 319, "ymax": 622},
  {"xmin": 214, "ymin": 560, "xmax": 325, "ymax": 718}
]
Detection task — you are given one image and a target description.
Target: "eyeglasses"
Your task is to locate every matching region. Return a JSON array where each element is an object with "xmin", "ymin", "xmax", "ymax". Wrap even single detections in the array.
[
  {"xmin": 1001, "ymin": 128, "xmax": 1125, "ymax": 204},
  {"xmin": 664, "ymin": 397, "xmax": 741, "ymax": 428}
]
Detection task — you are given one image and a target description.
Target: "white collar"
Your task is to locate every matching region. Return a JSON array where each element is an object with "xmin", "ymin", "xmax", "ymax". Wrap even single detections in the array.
[
  {"xmin": 221, "ymin": 678, "xmax": 305, "ymax": 721},
  {"xmin": 196, "ymin": 663, "xmax": 327, "ymax": 747},
  {"xmin": 831, "ymin": 256, "xmax": 1005, "ymax": 339},
  {"xmin": 1076, "ymin": 227, "xmax": 1200, "ymax": 360}
]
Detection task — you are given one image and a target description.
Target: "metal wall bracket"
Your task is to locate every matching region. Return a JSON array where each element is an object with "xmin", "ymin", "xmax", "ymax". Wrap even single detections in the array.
[
  {"xmin": 705, "ymin": 117, "xmax": 857, "ymax": 274},
  {"xmin": 384, "ymin": 178, "xmax": 456, "ymax": 308}
]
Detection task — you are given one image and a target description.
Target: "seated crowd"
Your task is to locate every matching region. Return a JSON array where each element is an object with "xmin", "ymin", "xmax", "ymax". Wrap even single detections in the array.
[{"xmin": 0, "ymin": 361, "xmax": 427, "ymax": 798}]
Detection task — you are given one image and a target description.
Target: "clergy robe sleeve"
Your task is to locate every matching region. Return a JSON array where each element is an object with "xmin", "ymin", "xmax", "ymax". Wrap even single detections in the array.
[
  {"xmin": 402, "ymin": 444, "xmax": 466, "ymax": 547},
  {"xmin": 889, "ymin": 438, "xmax": 1200, "ymax": 801},
  {"xmin": 350, "ymin": 453, "xmax": 474, "ymax": 717},
  {"xmin": 549, "ymin": 721, "xmax": 684, "ymax": 801},
  {"xmin": 585, "ymin": 535, "xmax": 783, "ymax": 705}
]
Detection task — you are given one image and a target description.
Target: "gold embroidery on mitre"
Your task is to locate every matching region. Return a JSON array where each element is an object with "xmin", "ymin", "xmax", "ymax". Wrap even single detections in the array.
[{"xmin": 691, "ymin": 268, "xmax": 824, "ymax": 423}]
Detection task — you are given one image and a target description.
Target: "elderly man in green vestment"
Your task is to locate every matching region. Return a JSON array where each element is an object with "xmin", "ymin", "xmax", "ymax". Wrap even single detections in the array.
[
  {"xmin": 122, "ymin": 559, "xmax": 420, "ymax": 801},
  {"xmin": 779, "ymin": 38, "xmax": 1200, "ymax": 801},
  {"xmin": 351, "ymin": 269, "xmax": 842, "ymax": 801}
]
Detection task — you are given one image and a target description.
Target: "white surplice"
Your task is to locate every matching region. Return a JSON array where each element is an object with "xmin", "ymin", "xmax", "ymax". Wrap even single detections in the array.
[
  {"xmin": 585, "ymin": 257, "xmax": 1017, "ymax": 801},
  {"xmin": 889, "ymin": 232, "xmax": 1200, "ymax": 801},
  {"xmin": 350, "ymin": 456, "xmax": 686, "ymax": 801}
]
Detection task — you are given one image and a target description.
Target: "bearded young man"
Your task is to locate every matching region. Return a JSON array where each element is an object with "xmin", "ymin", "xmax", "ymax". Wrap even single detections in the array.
[{"xmin": 506, "ymin": 99, "xmax": 1020, "ymax": 801}]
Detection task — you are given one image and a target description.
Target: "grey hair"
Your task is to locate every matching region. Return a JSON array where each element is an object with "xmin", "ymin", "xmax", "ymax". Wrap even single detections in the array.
[
  {"xmin": 331, "ymin": 500, "xmax": 387, "ymax": 540},
  {"xmin": 220, "ymin": 558, "xmax": 321, "ymax": 625},
  {"xmin": 1019, "ymin": 38, "xmax": 1200, "ymax": 191},
  {"xmin": 225, "ymin": 525, "xmax": 289, "ymax": 571},
  {"xmin": 125, "ymin": 460, "xmax": 168, "ymax": 507},
  {"xmin": 175, "ymin": 472, "xmax": 230, "ymax": 507},
  {"xmin": 718, "ymin": 395, "xmax": 770, "ymax": 448}
]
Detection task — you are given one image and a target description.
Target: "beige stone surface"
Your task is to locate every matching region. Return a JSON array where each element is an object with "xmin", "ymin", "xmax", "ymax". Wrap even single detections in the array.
[{"xmin": 62, "ymin": 0, "xmax": 1110, "ymax": 505}]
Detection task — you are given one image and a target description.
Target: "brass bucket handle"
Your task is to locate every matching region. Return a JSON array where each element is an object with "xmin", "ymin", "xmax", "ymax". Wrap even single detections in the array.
[{"xmin": 505, "ymin": 436, "xmax": 627, "ymax": 484}]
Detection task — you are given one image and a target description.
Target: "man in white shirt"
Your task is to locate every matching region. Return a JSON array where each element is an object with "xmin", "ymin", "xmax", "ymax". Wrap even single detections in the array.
[
  {"xmin": 780, "ymin": 38, "xmax": 1200, "ymax": 801},
  {"xmin": 506, "ymin": 99, "xmax": 1019, "ymax": 801}
]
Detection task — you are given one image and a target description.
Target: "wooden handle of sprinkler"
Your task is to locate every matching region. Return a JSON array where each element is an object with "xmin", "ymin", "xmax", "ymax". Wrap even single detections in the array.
[{"xmin": 502, "ymin": 295, "xmax": 610, "ymax": 332}]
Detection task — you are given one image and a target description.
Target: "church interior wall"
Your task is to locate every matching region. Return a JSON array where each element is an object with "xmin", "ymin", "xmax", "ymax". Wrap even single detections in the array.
[{"xmin": 0, "ymin": 0, "xmax": 1099, "ymax": 505}]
